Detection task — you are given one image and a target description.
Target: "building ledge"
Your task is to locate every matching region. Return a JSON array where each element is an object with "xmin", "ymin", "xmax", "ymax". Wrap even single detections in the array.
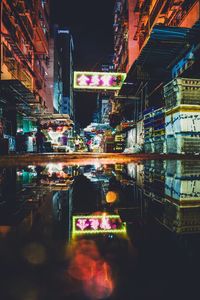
[{"xmin": 120, "ymin": 24, "xmax": 199, "ymax": 96}]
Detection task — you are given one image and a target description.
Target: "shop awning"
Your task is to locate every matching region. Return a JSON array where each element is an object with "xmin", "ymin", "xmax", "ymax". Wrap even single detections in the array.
[
  {"xmin": 0, "ymin": 79, "xmax": 44, "ymax": 117},
  {"xmin": 35, "ymin": 114, "xmax": 74, "ymax": 129},
  {"xmin": 37, "ymin": 113, "xmax": 71, "ymax": 120},
  {"xmin": 0, "ymin": 79, "xmax": 36, "ymax": 105},
  {"xmin": 119, "ymin": 25, "xmax": 198, "ymax": 96}
]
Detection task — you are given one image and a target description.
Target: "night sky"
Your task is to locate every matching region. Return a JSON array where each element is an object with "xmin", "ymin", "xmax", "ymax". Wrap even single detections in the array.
[{"xmin": 50, "ymin": 0, "xmax": 115, "ymax": 127}]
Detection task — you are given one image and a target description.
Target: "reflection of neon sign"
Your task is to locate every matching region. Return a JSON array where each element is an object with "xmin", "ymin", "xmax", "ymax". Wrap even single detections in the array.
[
  {"xmin": 74, "ymin": 72, "xmax": 126, "ymax": 90},
  {"xmin": 72, "ymin": 215, "xmax": 126, "ymax": 235}
]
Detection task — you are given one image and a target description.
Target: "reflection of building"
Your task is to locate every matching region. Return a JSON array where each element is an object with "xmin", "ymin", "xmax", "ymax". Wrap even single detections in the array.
[
  {"xmin": 82, "ymin": 163, "xmax": 144, "ymax": 222},
  {"xmin": 162, "ymin": 199, "xmax": 200, "ymax": 234},
  {"xmin": 0, "ymin": 166, "xmax": 42, "ymax": 227},
  {"xmin": 0, "ymin": 164, "xmax": 76, "ymax": 238},
  {"xmin": 143, "ymin": 160, "xmax": 165, "ymax": 201},
  {"xmin": 144, "ymin": 160, "xmax": 200, "ymax": 234},
  {"xmin": 165, "ymin": 160, "xmax": 200, "ymax": 205}
]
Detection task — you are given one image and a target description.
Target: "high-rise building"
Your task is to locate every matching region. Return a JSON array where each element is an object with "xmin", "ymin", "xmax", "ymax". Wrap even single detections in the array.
[
  {"xmin": 92, "ymin": 60, "xmax": 114, "ymax": 125},
  {"xmin": 93, "ymin": 95, "xmax": 112, "ymax": 124},
  {"xmin": 48, "ymin": 27, "xmax": 63, "ymax": 113},
  {"xmin": 50, "ymin": 26, "xmax": 74, "ymax": 118},
  {"xmin": 0, "ymin": 0, "xmax": 51, "ymax": 150},
  {"xmin": 113, "ymin": 0, "xmax": 129, "ymax": 72}
]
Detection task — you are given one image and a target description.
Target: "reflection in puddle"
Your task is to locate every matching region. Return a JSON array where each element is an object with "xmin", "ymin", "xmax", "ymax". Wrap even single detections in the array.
[
  {"xmin": 0, "ymin": 160, "xmax": 200, "ymax": 299},
  {"xmin": 144, "ymin": 160, "xmax": 200, "ymax": 234},
  {"xmin": 0, "ymin": 225, "xmax": 11, "ymax": 237},
  {"xmin": 68, "ymin": 239, "xmax": 114, "ymax": 299},
  {"xmin": 22, "ymin": 242, "xmax": 47, "ymax": 265},
  {"xmin": 72, "ymin": 214, "xmax": 126, "ymax": 236}
]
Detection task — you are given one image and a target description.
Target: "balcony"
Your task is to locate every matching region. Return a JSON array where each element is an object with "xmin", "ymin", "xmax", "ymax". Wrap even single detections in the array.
[
  {"xmin": 3, "ymin": 31, "xmax": 34, "ymax": 77},
  {"xmin": 18, "ymin": 14, "xmax": 34, "ymax": 42},
  {"xmin": 140, "ymin": 0, "xmax": 151, "ymax": 16},
  {"xmin": 2, "ymin": 10, "xmax": 18, "ymax": 43},
  {"xmin": 3, "ymin": 57, "xmax": 33, "ymax": 91},
  {"xmin": 149, "ymin": 0, "xmax": 167, "ymax": 28},
  {"xmin": 2, "ymin": 6, "xmax": 34, "ymax": 70},
  {"xmin": 135, "ymin": 0, "xmax": 167, "ymax": 47},
  {"xmin": 25, "ymin": 0, "xmax": 34, "ymax": 11},
  {"xmin": 4, "ymin": 0, "xmax": 34, "ymax": 52},
  {"xmin": 34, "ymin": 70, "xmax": 44, "ymax": 89},
  {"xmin": 34, "ymin": 60, "xmax": 45, "ymax": 90},
  {"xmin": 38, "ymin": 1, "xmax": 49, "ymax": 30},
  {"xmin": 34, "ymin": 23, "xmax": 49, "ymax": 54},
  {"xmin": 0, "ymin": 79, "xmax": 36, "ymax": 109}
]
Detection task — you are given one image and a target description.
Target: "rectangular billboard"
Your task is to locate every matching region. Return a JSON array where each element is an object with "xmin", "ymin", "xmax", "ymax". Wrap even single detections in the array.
[{"xmin": 73, "ymin": 71, "xmax": 126, "ymax": 91}]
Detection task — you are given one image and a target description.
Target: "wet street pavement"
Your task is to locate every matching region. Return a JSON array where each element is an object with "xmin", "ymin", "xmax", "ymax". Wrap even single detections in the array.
[{"xmin": 0, "ymin": 159, "xmax": 200, "ymax": 300}]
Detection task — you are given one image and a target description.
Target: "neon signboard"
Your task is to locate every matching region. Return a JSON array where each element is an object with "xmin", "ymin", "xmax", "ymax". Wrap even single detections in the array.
[
  {"xmin": 73, "ymin": 72, "xmax": 126, "ymax": 90},
  {"xmin": 72, "ymin": 214, "xmax": 126, "ymax": 235}
]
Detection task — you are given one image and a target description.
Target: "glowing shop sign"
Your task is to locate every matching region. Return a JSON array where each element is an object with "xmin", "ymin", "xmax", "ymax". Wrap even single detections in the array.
[
  {"xmin": 74, "ymin": 72, "xmax": 126, "ymax": 90},
  {"xmin": 72, "ymin": 214, "xmax": 126, "ymax": 235}
]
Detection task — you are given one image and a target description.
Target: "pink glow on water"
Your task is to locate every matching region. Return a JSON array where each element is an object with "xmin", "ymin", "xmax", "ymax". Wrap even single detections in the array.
[
  {"xmin": 67, "ymin": 240, "xmax": 114, "ymax": 299},
  {"xmin": 84, "ymin": 261, "xmax": 114, "ymax": 299}
]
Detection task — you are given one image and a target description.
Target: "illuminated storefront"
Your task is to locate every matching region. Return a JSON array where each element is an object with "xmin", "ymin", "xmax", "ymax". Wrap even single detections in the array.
[{"xmin": 39, "ymin": 114, "xmax": 74, "ymax": 152}]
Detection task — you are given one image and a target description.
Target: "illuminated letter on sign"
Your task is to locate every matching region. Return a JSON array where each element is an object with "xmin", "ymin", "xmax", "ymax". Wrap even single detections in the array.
[{"xmin": 77, "ymin": 75, "xmax": 90, "ymax": 86}]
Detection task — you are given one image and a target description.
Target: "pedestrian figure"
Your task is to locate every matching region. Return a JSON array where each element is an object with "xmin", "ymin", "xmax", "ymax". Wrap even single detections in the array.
[
  {"xmin": 0, "ymin": 119, "xmax": 4, "ymax": 138},
  {"xmin": 16, "ymin": 133, "xmax": 26, "ymax": 153},
  {"xmin": 74, "ymin": 138, "xmax": 80, "ymax": 152},
  {"xmin": 35, "ymin": 128, "xmax": 45, "ymax": 153},
  {"xmin": 86, "ymin": 139, "xmax": 92, "ymax": 152}
]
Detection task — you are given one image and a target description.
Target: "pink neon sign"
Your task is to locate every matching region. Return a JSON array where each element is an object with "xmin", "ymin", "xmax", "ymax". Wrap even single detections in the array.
[
  {"xmin": 74, "ymin": 72, "xmax": 126, "ymax": 90},
  {"xmin": 73, "ymin": 215, "xmax": 126, "ymax": 234}
]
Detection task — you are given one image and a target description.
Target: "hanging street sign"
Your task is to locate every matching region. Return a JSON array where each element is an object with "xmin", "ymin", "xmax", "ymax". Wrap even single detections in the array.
[{"xmin": 73, "ymin": 71, "xmax": 126, "ymax": 91}]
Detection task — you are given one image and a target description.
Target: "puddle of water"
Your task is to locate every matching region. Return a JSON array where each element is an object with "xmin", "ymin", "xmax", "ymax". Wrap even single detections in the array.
[{"xmin": 0, "ymin": 160, "xmax": 200, "ymax": 299}]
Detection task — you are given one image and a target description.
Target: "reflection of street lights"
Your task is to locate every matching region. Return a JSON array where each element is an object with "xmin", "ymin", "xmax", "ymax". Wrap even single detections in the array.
[
  {"xmin": 46, "ymin": 163, "xmax": 63, "ymax": 175},
  {"xmin": 94, "ymin": 160, "xmax": 101, "ymax": 170},
  {"xmin": 106, "ymin": 191, "xmax": 118, "ymax": 204}
]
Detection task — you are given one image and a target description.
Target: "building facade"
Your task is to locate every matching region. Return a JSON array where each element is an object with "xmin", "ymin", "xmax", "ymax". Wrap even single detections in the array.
[
  {"xmin": 114, "ymin": 0, "xmax": 200, "ymax": 74},
  {"xmin": 112, "ymin": 0, "xmax": 200, "ymax": 153},
  {"xmin": 113, "ymin": 0, "xmax": 200, "ymax": 115},
  {"xmin": 50, "ymin": 26, "xmax": 74, "ymax": 118},
  {"xmin": 0, "ymin": 0, "xmax": 51, "ymax": 151},
  {"xmin": 48, "ymin": 27, "xmax": 63, "ymax": 113}
]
